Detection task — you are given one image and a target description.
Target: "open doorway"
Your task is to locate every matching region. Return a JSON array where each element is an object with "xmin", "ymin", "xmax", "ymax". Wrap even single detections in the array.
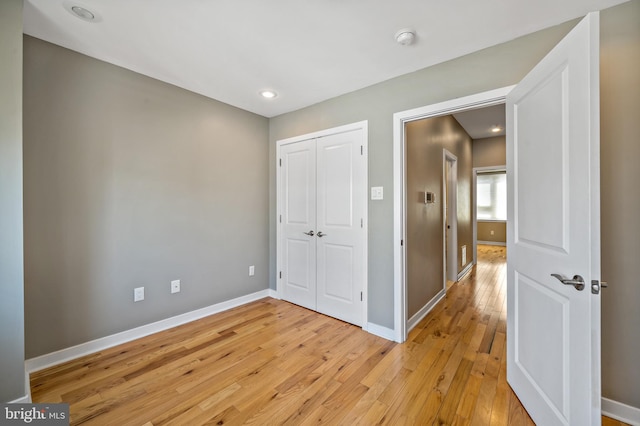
[
  {"xmin": 443, "ymin": 150, "xmax": 458, "ymax": 284},
  {"xmin": 392, "ymin": 86, "xmax": 513, "ymax": 342}
]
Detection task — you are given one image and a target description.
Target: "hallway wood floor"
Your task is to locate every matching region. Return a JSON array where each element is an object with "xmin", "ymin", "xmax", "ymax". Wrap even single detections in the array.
[{"xmin": 31, "ymin": 245, "xmax": 626, "ymax": 425}]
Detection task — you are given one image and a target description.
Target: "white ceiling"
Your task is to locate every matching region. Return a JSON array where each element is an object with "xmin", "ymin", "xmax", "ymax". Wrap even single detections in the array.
[
  {"xmin": 23, "ymin": 0, "xmax": 628, "ymax": 118},
  {"xmin": 453, "ymin": 104, "xmax": 506, "ymax": 140}
]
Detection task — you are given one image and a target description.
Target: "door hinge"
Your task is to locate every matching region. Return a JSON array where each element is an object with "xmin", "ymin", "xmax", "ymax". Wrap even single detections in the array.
[
  {"xmin": 360, "ymin": 218, "xmax": 363, "ymax": 228},
  {"xmin": 360, "ymin": 291, "xmax": 363, "ymax": 301},
  {"xmin": 401, "ymin": 239, "xmax": 404, "ymax": 246},
  {"xmin": 361, "ymin": 145, "xmax": 364, "ymax": 155},
  {"xmin": 279, "ymin": 158, "xmax": 282, "ymax": 167},
  {"xmin": 279, "ymin": 271, "xmax": 282, "ymax": 279},
  {"xmin": 279, "ymin": 214, "xmax": 282, "ymax": 223}
]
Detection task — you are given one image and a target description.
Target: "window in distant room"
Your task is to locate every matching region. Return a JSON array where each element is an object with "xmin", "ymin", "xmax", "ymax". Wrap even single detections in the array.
[{"xmin": 477, "ymin": 171, "xmax": 507, "ymax": 221}]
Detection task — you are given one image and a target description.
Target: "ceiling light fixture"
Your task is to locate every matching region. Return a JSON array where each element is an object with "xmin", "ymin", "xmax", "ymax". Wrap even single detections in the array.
[
  {"xmin": 260, "ymin": 90, "xmax": 278, "ymax": 99},
  {"xmin": 71, "ymin": 6, "xmax": 94, "ymax": 20},
  {"xmin": 491, "ymin": 125, "xmax": 502, "ymax": 133},
  {"xmin": 63, "ymin": 2, "xmax": 102, "ymax": 22},
  {"xmin": 395, "ymin": 28, "xmax": 416, "ymax": 46}
]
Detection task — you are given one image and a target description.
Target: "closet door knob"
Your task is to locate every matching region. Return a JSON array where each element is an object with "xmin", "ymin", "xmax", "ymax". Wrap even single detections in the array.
[
  {"xmin": 317, "ymin": 231, "xmax": 327, "ymax": 238},
  {"xmin": 303, "ymin": 230, "xmax": 314, "ymax": 236}
]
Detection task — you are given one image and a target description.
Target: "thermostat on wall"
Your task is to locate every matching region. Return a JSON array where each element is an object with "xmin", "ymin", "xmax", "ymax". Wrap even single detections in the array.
[{"xmin": 424, "ymin": 192, "xmax": 436, "ymax": 204}]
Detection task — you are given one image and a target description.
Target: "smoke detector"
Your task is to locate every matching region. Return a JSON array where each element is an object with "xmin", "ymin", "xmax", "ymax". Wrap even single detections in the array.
[{"xmin": 395, "ymin": 28, "xmax": 416, "ymax": 46}]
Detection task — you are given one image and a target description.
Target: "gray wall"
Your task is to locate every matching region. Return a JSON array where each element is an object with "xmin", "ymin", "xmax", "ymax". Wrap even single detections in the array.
[
  {"xmin": 23, "ymin": 37, "xmax": 270, "ymax": 358},
  {"xmin": 600, "ymin": 0, "xmax": 640, "ymax": 409},
  {"xmin": 0, "ymin": 0, "xmax": 26, "ymax": 402},
  {"xmin": 269, "ymin": 21, "xmax": 577, "ymax": 329},
  {"xmin": 405, "ymin": 116, "xmax": 473, "ymax": 317}
]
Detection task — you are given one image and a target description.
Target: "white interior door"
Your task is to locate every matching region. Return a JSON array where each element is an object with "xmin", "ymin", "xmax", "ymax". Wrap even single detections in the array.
[
  {"xmin": 316, "ymin": 131, "xmax": 366, "ymax": 326},
  {"xmin": 444, "ymin": 152, "xmax": 458, "ymax": 282},
  {"xmin": 280, "ymin": 139, "xmax": 317, "ymax": 311},
  {"xmin": 506, "ymin": 12, "xmax": 601, "ymax": 426}
]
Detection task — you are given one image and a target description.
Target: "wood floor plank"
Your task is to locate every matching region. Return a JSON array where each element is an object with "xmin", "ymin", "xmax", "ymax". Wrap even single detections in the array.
[{"xmin": 30, "ymin": 245, "xmax": 625, "ymax": 425}]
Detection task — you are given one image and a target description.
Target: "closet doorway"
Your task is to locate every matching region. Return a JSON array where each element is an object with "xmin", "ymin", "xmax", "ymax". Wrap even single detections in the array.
[{"xmin": 276, "ymin": 121, "xmax": 368, "ymax": 327}]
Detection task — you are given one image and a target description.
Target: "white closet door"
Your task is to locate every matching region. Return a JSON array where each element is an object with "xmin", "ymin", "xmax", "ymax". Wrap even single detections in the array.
[
  {"xmin": 280, "ymin": 139, "xmax": 317, "ymax": 311},
  {"xmin": 316, "ymin": 130, "xmax": 365, "ymax": 326}
]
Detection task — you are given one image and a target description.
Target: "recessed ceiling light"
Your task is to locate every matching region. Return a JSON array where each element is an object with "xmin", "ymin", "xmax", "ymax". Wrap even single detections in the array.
[
  {"xmin": 491, "ymin": 126, "xmax": 502, "ymax": 133},
  {"xmin": 71, "ymin": 6, "xmax": 94, "ymax": 20},
  {"xmin": 63, "ymin": 2, "xmax": 102, "ymax": 22},
  {"xmin": 395, "ymin": 28, "xmax": 416, "ymax": 46},
  {"xmin": 260, "ymin": 90, "xmax": 278, "ymax": 99}
]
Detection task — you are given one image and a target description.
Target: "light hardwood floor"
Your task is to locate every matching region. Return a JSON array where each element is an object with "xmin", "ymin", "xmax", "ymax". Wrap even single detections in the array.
[{"xmin": 31, "ymin": 245, "xmax": 627, "ymax": 425}]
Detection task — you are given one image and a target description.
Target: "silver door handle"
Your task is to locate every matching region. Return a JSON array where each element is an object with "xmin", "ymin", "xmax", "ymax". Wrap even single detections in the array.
[
  {"xmin": 303, "ymin": 230, "xmax": 314, "ymax": 236},
  {"xmin": 551, "ymin": 273, "xmax": 585, "ymax": 291},
  {"xmin": 317, "ymin": 231, "xmax": 327, "ymax": 238}
]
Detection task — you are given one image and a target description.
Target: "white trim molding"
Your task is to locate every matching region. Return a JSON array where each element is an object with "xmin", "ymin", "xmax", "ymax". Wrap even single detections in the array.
[
  {"xmin": 25, "ymin": 289, "xmax": 275, "ymax": 374},
  {"xmin": 8, "ymin": 394, "xmax": 31, "ymax": 404},
  {"xmin": 457, "ymin": 262, "xmax": 474, "ymax": 281},
  {"xmin": 393, "ymin": 86, "xmax": 515, "ymax": 343},
  {"xmin": 602, "ymin": 398, "xmax": 640, "ymax": 426},
  {"xmin": 365, "ymin": 322, "xmax": 396, "ymax": 342},
  {"xmin": 407, "ymin": 289, "xmax": 446, "ymax": 333},
  {"xmin": 477, "ymin": 241, "xmax": 507, "ymax": 247}
]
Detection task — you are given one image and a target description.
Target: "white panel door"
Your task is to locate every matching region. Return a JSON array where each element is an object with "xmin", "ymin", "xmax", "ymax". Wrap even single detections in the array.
[
  {"xmin": 507, "ymin": 13, "xmax": 601, "ymax": 425},
  {"xmin": 280, "ymin": 139, "xmax": 317, "ymax": 311},
  {"xmin": 316, "ymin": 130, "xmax": 366, "ymax": 326}
]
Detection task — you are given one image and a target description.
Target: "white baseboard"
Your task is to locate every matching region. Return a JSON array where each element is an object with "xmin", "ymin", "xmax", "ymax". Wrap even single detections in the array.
[
  {"xmin": 24, "ymin": 369, "xmax": 31, "ymax": 403},
  {"xmin": 365, "ymin": 322, "xmax": 396, "ymax": 342},
  {"xmin": 477, "ymin": 240, "xmax": 506, "ymax": 246},
  {"xmin": 6, "ymin": 369, "xmax": 33, "ymax": 403},
  {"xmin": 407, "ymin": 289, "xmax": 446, "ymax": 333},
  {"xmin": 457, "ymin": 262, "xmax": 474, "ymax": 281},
  {"xmin": 25, "ymin": 289, "xmax": 274, "ymax": 374},
  {"xmin": 267, "ymin": 288, "xmax": 278, "ymax": 299},
  {"xmin": 603, "ymin": 397, "xmax": 640, "ymax": 425},
  {"xmin": 9, "ymin": 394, "xmax": 31, "ymax": 404}
]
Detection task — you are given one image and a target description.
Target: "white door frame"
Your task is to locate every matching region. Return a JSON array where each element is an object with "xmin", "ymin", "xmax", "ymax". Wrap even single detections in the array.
[
  {"xmin": 392, "ymin": 86, "xmax": 514, "ymax": 343},
  {"xmin": 443, "ymin": 150, "xmax": 458, "ymax": 284},
  {"xmin": 472, "ymin": 165, "xmax": 507, "ymax": 264},
  {"xmin": 276, "ymin": 120, "xmax": 369, "ymax": 328}
]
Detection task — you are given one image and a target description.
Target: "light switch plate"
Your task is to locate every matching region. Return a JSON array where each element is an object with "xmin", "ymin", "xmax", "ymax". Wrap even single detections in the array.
[
  {"xmin": 134, "ymin": 287, "xmax": 144, "ymax": 302},
  {"xmin": 371, "ymin": 186, "xmax": 383, "ymax": 201}
]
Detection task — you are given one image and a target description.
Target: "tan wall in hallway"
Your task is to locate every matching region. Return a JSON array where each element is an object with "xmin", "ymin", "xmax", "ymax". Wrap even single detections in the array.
[
  {"xmin": 600, "ymin": 0, "xmax": 640, "ymax": 408},
  {"xmin": 405, "ymin": 116, "xmax": 473, "ymax": 318},
  {"xmin": 477, "ymin": 222, "xmax": 506, "ymax": 244},
  {"xmin": 472, "ymin": 136, "xmax": 506, "ymax": 168}
]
